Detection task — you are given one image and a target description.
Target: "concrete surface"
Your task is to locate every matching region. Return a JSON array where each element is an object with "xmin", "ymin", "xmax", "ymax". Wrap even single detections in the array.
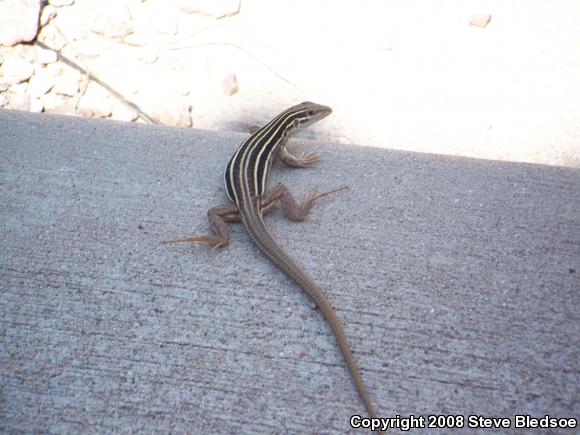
[{"xmin": 0, "ymin": 109, "xmax": 579, "ymax": 433}]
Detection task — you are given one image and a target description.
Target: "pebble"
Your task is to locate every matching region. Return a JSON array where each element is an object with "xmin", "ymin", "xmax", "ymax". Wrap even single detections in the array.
[
  {"xmin": 53, "ymin": 76, "xmax": 80, "ymax": 96},
  {"xmin": 78, "ymin": 84, "xmax": 112, "ymax": 118},
  {"xmin": 42, "ymin": 93, "xmax": 76, "ymax": 115},
  {"xmin": 1, "ymin": 57, "xmax": 34, "ymax": 84},
  {"xmin": 40, "ymin": 6, "xmax": 58, "ymax": 26},
  {"xmin": 30, "ymin": 97, "xmax": 44, "ymax": 112},
  {"xmin": 89, "ymin": 1, "xmax": 134, "ymax": 38},
  {"xmin": 148, "ymin": 99, "xmax": 192, "ymax": 127},
  {"xmin": 111, "ymin": 101, "xmax": 138, "ymax": 122},
  {"xmin": 36, "ymin": 48, "xmax": 58, "ymax": 64},
  {"xmin": 470, "ymin": 14, "xmax": 492, "ymax": 28},
  {"xmin": 9, "ymin": 92, "xmax": 31, "ymax": 111},
  {"xmin": 221, "ymin": 72, "xmax": 239, "ymax": 96},
  {"xmin": 28, "ymin": 70, "xmax": 55, "ymax": 97}
]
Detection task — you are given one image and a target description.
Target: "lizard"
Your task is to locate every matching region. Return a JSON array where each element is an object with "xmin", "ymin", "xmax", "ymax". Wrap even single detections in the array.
[{"xmin": 164, "ymin": 102, "xmax": 382, "ymax": 432}]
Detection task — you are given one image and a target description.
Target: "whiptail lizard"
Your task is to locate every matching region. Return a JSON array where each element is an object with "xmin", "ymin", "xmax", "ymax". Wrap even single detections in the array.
[{"xmin": 165, "ymin": 102, "xmax": 382, "ymax": 433}]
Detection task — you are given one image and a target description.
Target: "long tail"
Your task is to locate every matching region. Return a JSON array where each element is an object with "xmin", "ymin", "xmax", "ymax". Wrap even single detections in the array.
[{"xmin": 241, "ymin": 212, "xmax": 381, "ymax": 427}]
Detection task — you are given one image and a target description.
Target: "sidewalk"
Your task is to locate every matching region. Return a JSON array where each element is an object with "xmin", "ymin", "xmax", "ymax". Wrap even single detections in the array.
[{"xmin": 1, "ymin": 110, "xmax": 578, "ymax": 433}]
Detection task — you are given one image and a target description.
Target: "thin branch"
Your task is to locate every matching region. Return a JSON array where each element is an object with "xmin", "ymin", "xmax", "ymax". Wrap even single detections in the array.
[
  {"xmin": 166, "ymin": 41, "xmax": 297, "ymax": 89},
  {"xmin": 34, "ymin": 39, "xmax": 160, "ymax": 125}
]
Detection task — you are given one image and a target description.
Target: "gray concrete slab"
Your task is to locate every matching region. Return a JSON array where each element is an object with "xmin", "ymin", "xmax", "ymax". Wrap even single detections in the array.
[{"xmin": 1, "ymin": 109, "xmax": 579, "ymax": 434}]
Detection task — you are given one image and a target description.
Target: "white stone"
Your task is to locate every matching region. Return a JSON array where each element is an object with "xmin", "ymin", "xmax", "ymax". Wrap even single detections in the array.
[
  {"xmin": 144, "ymin": 94, "xmax": 192, "ymax": 127},
  {"xmin": 89, "ymin": 0, "xmax": 134, "ymax": 38},
  {"xmin": 9, "ymin": 92, "xmax": 31, "ymax": 111},
  {"xmin": 41, "ymin": 93, "xmax": 76, "ymax": 115},
  {"xmin": 28, "ymin": 71, "xmax": 55, "ymax": 97},
  {"xmin": 40, "ymin": 6, "xmax": 58, "ymax": 26},
  {"xmin": 9, "ymin": 83, "xmax": 28, "ymax": 94},
  {"xmin": 0, "ymin": 57, "xmax": 34, "ymax": 84},
  {"xmin": 470, "ymin": 14, "xmax": 492, "ymax": 28},
  {"xmin": 45, "ymin": 62, "xmax": 64, "ymax": 77},
  {"xmin": 36, "ymin": 48, "xmax": 58, "ymax": 65},
  {"xmin": 111, "ymin": 101, "xmax": 138, "ymax": 122},
  {"xmin": 40, "ymin": 92, "xmax": 65, "ymax": 111},
  {"xmin": 30, "ymin": 97, "xmax": 44, "ymax": 112},
  {"xmin": 0, "ymin": 0, "xmax": 42, "ymax": 46},
  {"xmin": 53, "ymin": 76, "xmax": 80, "ymax": 96},
  {"xmin": 78, "ymin": 84, "xmax": 112, "ymax": 118}
]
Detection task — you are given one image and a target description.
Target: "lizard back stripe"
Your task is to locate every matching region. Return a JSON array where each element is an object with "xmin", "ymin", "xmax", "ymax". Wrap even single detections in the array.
[{"xmin": 224, "ymin": 105, "xmax": 313, "ymax": 205}]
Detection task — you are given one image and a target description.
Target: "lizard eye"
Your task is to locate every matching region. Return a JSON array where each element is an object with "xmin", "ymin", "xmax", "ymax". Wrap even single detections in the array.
[{"xmin": 307, "ymin": 110, "xmax": 315, "ymax": 117}]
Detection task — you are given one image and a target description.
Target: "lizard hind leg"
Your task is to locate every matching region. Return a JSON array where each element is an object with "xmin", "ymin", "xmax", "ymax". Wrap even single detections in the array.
[{"xmin": 162, "ymin": 203, "xmax": 240, "ymax": 250}]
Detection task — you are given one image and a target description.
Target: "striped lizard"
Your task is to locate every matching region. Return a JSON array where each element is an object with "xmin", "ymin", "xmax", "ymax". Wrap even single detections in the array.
[{"xmin": 165, "ymin": 102, "xmax": 382, "ymax": 432}]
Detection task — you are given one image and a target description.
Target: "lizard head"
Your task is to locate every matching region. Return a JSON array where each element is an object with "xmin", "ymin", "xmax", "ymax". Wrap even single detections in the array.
[{"xmin": 287, "ymin": 101, "xmax": 333, "ymax": 129}]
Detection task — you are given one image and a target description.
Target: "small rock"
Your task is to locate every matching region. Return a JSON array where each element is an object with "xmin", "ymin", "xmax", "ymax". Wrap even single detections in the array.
[
  {"xmin": 40, "ymin": 5, "xmax": 58, "ymax": 26},
  {"xmin": 0, "ymin": 93, "xmax": 9, "ymax": 107},
  {"xmin": 37, "ymin": 27, "xmax": 66, "ymax": 50},
  {"xmin": 469, "ymin": 14, "xmax": 492, "ymax": 28},
  {"xmin": 8, "ymin": 92, "xmax": 31, "ymax": 111},
  {"xmin": 51, "ymin": 102, "xmax": 78, "ymax": 116},
  {"xmin": 45, "ymin": 62, "xmax": 64, "ymax": 76},
  {"xmin": 111, "ymin": 101, "xmax": 138, "ymax": 122},
  {"xmin": 48, "ymin": 0, "xmax": 75, "ymax": 6},
  {"xmin": 0, "ymin": 83, "xmax": 9, "ymax": 92},
  {"xmin": 11, "ymin": 44, "xmax": 38, "ymax": 62},
  {"xmin": 41, "ymin": 92, "xmax": 64, "ymax": 111},
  {"xmin": 36, "ymin": 47, "xmax": 58, "ymax": 65},
  {"xmin": 0, "ymin": 0, "xmax": 42, "ymax": 46},
  {"xmin": 156, "ymin": 103, "xmax": 192, "ymax": 127},
  {"xmin": 89, "ymin": 1, "xmax": 134, "ymax": 38},
  {"xmin": 77, "ymin": 84, "xmax": 112, "ymax": 118},
  {"xmin": 53, "ymin": 76, "xmax": 79, "ymax": 96},
  {"xmin": 28, "ymin": 70, "xmax": 55, "ymax": 97},
  {"xmin": 0, "ymin": 57, "xmax": 34, "ymax": 84},
  {"xmin": 42, "ymin": 93, "xmax": 77, "ymax": 116},
  {"xmin": 178, "ymin": 0, "xmax": 240, "ymax": 18},
  {"xmin": 221, "ymin": 72, "xmax": 239, "ymax": 96},
  {"xmin": 145, "ymin": 95, "xmax": 192, "ymax": 127},
  {"xmin": 72, "ymin": 39, "xmax": 106, "ymax": 58},
  {"xmin": 30, "ymin": 97, "xmax": 44, "ymax": 112},
  {"xmin": 9, "ymin": 82, "xmax": 28, "ymax": 94}
]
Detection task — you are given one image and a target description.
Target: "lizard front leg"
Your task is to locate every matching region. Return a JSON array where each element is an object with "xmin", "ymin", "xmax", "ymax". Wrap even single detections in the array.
[
  {"xmin": 260, "ymin": 184, "xmax": 348, "ymax": 222},
  {"xmin": 163, "ymin": 203, "xmax": 240, "ymax": 249},
  {"xmin": 278, "ymin": 142, "xmax": 319, "ymax": 168}
]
